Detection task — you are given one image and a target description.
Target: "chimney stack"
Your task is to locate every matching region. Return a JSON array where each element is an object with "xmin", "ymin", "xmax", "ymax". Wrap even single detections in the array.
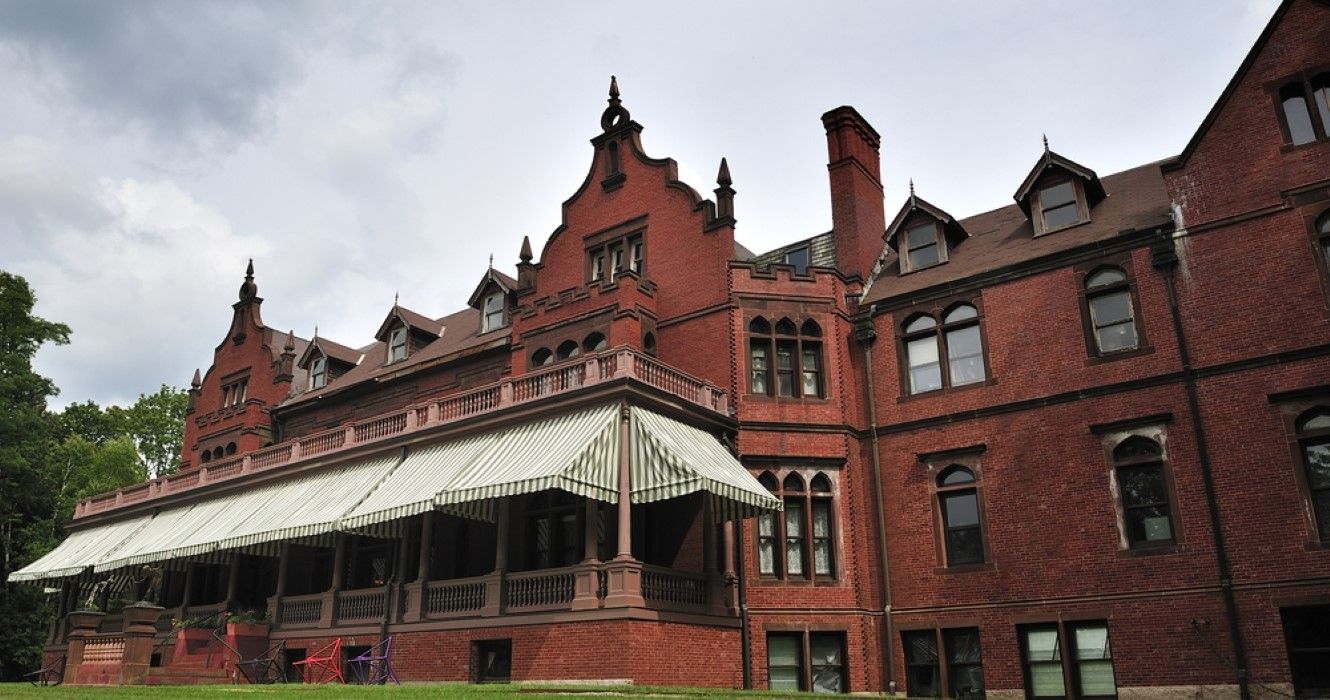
[{"xmin": 821, "ymin": 106, "xmax": 885, "ymax": 280}]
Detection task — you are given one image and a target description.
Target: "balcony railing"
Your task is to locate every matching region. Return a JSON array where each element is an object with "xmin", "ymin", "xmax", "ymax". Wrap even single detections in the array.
[{"xmin": 75, "ymin": 346, "xmax": 729, "ymax": 519}]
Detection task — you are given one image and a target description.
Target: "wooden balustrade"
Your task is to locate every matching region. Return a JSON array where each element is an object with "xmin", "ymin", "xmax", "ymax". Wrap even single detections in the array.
[
  {"xmin": 641, "ymin": 565, "xmax": 708, "ymax": 607},
  {"xmin": 76, "ymin": 346, "xmax": 728, "ymax": 518},
  {"xmin": 278, "ymin": 594, "xmax": 323, "ymax": 627},
  {"xmin": 337, "ymin": 588, "xmax": 385, "ymax": 621},
  {"xmin": 426, "ymin": 577, "xmax": 487, "ymax": 616},
  {"xmin": 506, "ymin": 567, "xmax": 577, "ymax": 611}
]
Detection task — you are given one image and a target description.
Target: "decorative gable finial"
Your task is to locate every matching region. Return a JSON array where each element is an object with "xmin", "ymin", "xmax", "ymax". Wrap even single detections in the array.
[
  {"xmin": 909, "ymin": 178, "xmax": 915, "ymax": 198},
  {"xmin": 488, "ymin": 253, "xmax": 494, "ymax": 270},
  {"xmin": 1043, "ymin": 133, "xmax": 1050, "ymax": 153},
  {"xmin": 191, "ymin": 368, "xmax": 202, "ymax": 389},
  {"xmin": 519, "ymin": 235, "xmax": 533, "ymax": 263},
  {"xmin": 600, "ymin": 75, "xmax": 630, "ymax": 132},
  {"xmin": 284, "ymin": 330, "xmax": 295, "ymax": 353},
  {"xmin": 313, "ymin": 325, "xmax": 319, "ymax": 340},
  {"xmin": 393, "ymin": 291, "xmax": 399, "ymax": 308},
  {"xmin": 717, "ymin": 157, "xmax": 732, "ymax": 188},
  {"xmin": 238, "ymin": 258, "xmax": 258, "ymax": 300}
]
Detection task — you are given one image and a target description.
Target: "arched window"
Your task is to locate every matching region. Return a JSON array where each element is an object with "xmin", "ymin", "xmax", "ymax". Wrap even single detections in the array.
[
  {"xmin": 582, "ymin": 332, "xmax": 607, "ymax": 353},
  {"xmin": 1113, "ymin": 436, "xmax": 1174, "ymax": 548},
  {"xmin": 1083, "ymin": 266, "xmax": 1140, "ymax": 355},
  {"xmin": 1282, "ymin": 82, "xmax": 1318, "ymax": 146},
  {"xmin": 531, "ymin": 348, "xmax": 553, "ymax": 367},
  {"xmin": 756, "ymin": 470, "xmax": 836, "ymax": 579},
  {"xmin": 225, "ymin": 442, "xmax": 237, "ymax": 456},
  {"xmin": 556, "ymin": 340, "xmax": 580, "ymax": 361},
  {"xmin": 1297, "ymin": 408, "xmax": 1330, "ymax": 541},
  {"xmin": 936, "ymin": 466, "xmax": 984, "ymax": 566},
  {"xmin": 642, "ymin": 332, "xmax": 657, "ymax": 357},
  {"xmin": 748, "ymin": 316, "xmax": 824, "ymax": 398},
  {"xmin": 902, "ymin": 303, "xmax": 987, "ymax": 395},
  {"xmin": 200, "ymin": 450, "xmax": 212, "ymax": 464}
]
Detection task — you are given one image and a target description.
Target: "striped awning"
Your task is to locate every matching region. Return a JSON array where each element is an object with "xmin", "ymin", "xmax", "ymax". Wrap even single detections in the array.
[
  {"xmin": 630, "ymin": 407, "xmax": 782, "ymax": 520},
  {"xmin": 92, "ymin": 455, "xmax": 400, "ymax": 573},
  {"xmin": 8, "ymin": 514, "xmax": 152, "ymax": 583}
]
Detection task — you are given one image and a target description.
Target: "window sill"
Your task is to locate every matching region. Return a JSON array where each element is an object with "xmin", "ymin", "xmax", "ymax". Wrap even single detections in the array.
[
  {"xmin": 1116, "ymin": 542, "xmax": 1182, "ymax": 558},
  {"xmin": 897, "ymin": 377, "xmax": 997, "ymax": 403},
  {"xmin": 933, "ymin": 562, "xmax": 995, "ymax": 575},
  {"xmin": 1084, "ymin": 344, "xmax": 1154, "ymax": 366},
  {"xmin": 1279, "ymin": 138, "xmax": 1330, "ymax": 154},
  {"xmin": 1035, "ymin": 218, "xmax": 1091, "ymax": 237}
]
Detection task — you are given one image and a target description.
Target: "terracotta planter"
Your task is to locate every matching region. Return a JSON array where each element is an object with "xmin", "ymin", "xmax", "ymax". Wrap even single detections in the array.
[
  {"xmin": 67, "ymin": 610, "xmax": 105, "ymax": 634},
  {"xmin": 226, "ymin": 622, "xmax": 271, "ymax": 637},
  {"xmin": 121, "ymin": 603, "xmax": 164, "ymax": 632}
]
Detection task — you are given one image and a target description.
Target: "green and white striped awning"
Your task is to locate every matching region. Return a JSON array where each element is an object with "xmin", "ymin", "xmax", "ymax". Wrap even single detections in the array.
[
  {"xmin": 630, "ymin": 407, "xmax": 781, "ymax": 520},
  {"xmin": 11, "ymin": 402, "xmax": 778, "ymax": 584},
  {"xmin": 92, "ymin": 455, "xmax": 400, "ymax": 573},
  {"xmin": 8, "ymin": 514, "xmax": 152, "ymax": 583}
]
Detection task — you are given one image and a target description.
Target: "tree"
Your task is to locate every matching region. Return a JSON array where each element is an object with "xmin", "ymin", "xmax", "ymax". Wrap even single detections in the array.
[
  {"xmin": 126, "ymin": 385, "xmax": 189, "ymax": 478},
  {"xmin": 0, "ymin": 271, "xmax": 70, "ymax": 680}
]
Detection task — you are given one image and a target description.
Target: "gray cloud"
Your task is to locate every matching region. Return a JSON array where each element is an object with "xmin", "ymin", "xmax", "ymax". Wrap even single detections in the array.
[{"xmin": 0, "ymin": 0, "xmax": 318, "ymax": 152}]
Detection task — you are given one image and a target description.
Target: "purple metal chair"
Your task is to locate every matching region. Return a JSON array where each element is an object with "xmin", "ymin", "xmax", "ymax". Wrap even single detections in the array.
[{"xmin": 348, "ymin": 636, "xmax": 398, "ymax": 685}]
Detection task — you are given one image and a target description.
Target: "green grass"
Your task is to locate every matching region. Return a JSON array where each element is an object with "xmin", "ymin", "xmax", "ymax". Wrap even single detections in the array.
[{"xmin": 0, "ymin": 683, "xmax": 830, "ymax": 698}]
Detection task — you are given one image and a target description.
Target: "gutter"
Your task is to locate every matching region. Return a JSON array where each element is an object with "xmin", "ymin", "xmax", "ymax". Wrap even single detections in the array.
[
  {"xmin": 855, "ymin": 315, "xmax": 896, "ymax": 694},
  {"xmin": 1151, "ymin": 233, "xmax": 1250, "ymax": 700}
]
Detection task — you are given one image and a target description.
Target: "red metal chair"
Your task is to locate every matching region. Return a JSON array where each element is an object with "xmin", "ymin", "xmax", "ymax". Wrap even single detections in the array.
[
  {"xmin": 291, "ymin": 638, "xmax": 344, "ymax": 684},
  {"xmin": 348, "ymin": 636, "xmax": 398, "ymax": 685}
]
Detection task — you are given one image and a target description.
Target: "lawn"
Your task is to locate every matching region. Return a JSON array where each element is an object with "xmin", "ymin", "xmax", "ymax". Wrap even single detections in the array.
[{"xmin": 0, "ymin": 683, "xmax": 825, "ymax": 699}]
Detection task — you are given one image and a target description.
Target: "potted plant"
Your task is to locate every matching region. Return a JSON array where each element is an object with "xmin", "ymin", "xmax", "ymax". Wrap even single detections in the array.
[
  {"xmin": 225, "ymin": 608, "xmax": 271, "ymax": 637},
  {"xmin": 172, "ymin": 615, "xmax": 218, "ymax": 659}
]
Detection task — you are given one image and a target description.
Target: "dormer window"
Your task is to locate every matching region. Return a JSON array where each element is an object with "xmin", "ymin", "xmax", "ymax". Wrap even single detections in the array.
[
  {"xmin": 1036, "ymin": 180, "xmax": 1084, "ymax": 232},
  {"xmin": 1276, "ymin": 73, "xmax": 1330, "ymax": 147},
  {"xmin": 903, "ymin": 222, "xmax": 942, "ymax": 271},
  {"xmin": 784, "ymin": 246, "xmax": 810, "ymax": 274},
  {"xmin": 388, "ymin": 326, "xmax": 407, "ymax": 363},
  {"xmin": 310, "ymin": 356, "xmax": 327, "ymax": 390},
  {"xmin": 482, "ymin": 292, "xmax": 507, "ymax": 333}
]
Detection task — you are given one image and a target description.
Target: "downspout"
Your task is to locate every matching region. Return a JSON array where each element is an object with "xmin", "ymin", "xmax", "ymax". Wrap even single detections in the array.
[
  {"xmin": 737, "ymin": 517, "xmax": 752, "ymax": 690},
  {"xmin": 855, "ymin": 315, "xmax": 895, "ymax": 694},
  {"xmin": 1151, "ymin": 234, "xmax": 1250, "ymax": 700}
]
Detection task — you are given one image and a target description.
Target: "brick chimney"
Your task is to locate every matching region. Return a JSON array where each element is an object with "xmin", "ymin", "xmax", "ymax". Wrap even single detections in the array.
[{"xmin": 822, "ymin": 106, "xmax": 885, "ymax": 280}]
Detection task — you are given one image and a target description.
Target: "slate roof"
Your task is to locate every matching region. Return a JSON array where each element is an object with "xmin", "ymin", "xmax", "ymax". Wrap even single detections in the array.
[{"xmin": 861, "ymin": 161, "xmax": 1173, "ymax": 305}]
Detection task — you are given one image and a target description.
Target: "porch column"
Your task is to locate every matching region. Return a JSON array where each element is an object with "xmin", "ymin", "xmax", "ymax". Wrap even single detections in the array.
[
  {"xmin": 722, "ymin": 520, "xmax": 738, "ymax": 613},
  {"xmin": 405, "ymin": 512, "xmax": 432, "ymax": 622},
  {"xmin": 572, "ymin": 497, "xmax": 602, "ymax": 610},
  {"xmin": 268, "ymin": 542, "xmax": 291, "ymax": 625},
  {"xmin": 603, "ymin": 403, "xmax": 644, "ymax": 608},
  {"xmin": 483, "ymin": 499, "xmax": 510, "ymax": 616},
  {"xmin": 224, "ymin": 555, "xmax": 241, "ymax": 611},
  {"xmin": 180, "ymin": 564, "xmax": 196, "ymax": 614},
  {"xmin": 615, "ymin": 403, "xmax": 633, "ymax": 560},
  {"xmin": 321, "ymin": 534, "xmax": 346, "ymax": 627}
]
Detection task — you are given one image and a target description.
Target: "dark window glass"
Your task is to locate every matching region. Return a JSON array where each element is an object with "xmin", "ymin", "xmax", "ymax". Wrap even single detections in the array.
[
  {"xmin": 1313, "ymin": 75, "xmax": 1330, "ymax": 136},
  {"xmin": 1281, "ymin": 605, "xmax": 1330, "ymax": 699},
  {"xmin": 532, "ymin": 348, "xmax": 553, "ymax": 366},
  {"xmin": 750, "ymin": 342, "xmax": 769, "ymax": 395},
  {"xmin": 785, "ymin": 246, "xmax": 810, "ymax": 274},
  {"xmin": 776, "ymin": 340, "xmax": 797, "ymax": 397},
  {"xmin": 946, "ymin": 324, "xmax": 985, "ymax": 386},
  {"xmin": 907, "ymin": 223, "xmax": 941, "ymax": 270},
  {"xmin": 1283, "ymin": 83, "xmax": 1318, "ymax": 145},
  {"xmin": 946, "ymin": 628, "xmax": 985, "ymax": 699},
  {"xmin": 810, "ymin": 633, "xmax": 846, "ymax": 693},
  {"xmin": 756, "ymin": 471, "xmax": 837, "ymax": 580},
  {"xmin": 583, "ymin": 333, "xmax": 607, "ymax": 352},
  {"xmin": 1300, "ymin": 409, "xmax": 1330, "ymax": 541},
  {"xmin": 937, "ymin": 467, "xmax": 984, "ymax": 567},
  {"xmin": 389, "ymin": 327, "xmax": 407, "ymax": 362},
  {"xmin": 904, "ymin": 631, "xmax": 941, "ymax": 698},
  {"xmin": 749, "ymin": 316, "xmax": 822, "ymax": 398},
  {"xmin": 556, "ymin": 340, "xmax": 580, "ymax": 360},
  {"xmin": 1118, "ymin": 464, "xmax": 1173, "ymax": 544},
  {"xmin": 1040, "ymin": 181, "xmax": 1081, "ymax": 229},
  {"xmin": 310, "ymin": 356, "xmax": 327, "ymax": 389}
]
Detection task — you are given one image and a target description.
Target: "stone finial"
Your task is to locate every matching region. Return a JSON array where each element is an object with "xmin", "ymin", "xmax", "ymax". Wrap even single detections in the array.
[
  {"xmin": 609, "ymin": 75, "xmax": 620, "ymax": 101},
  {"xmin": 519, "ymin": 235, "xmax": 533, "ymax": 263},
  {"xmin": 717, "ymin": 158, "xmax": 732, "ymax": 188},
  {"xmin": 1043, "ymin": 133, "xmax": 1050, "ymax": 152},
  {"xmin": 909, "ymin": 178, "xmax": 915, "ymax": 197},
  {"xmin": 191, "ymin": 368, "xmax": 202, "ymax": 388},
  {"xmin": 238, "ymin": 258, "xmax": 258, "ymax": 300},
  {"xmin": 600, "ymin": 75, "xmax": 630, "ymax": 131},
  {"xmin": 283, "ymin": 330, "xmax": 295, "ymax": 353}
]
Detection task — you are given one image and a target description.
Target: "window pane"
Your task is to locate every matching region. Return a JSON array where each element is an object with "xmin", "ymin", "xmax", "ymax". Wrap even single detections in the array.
[
  {"xmin": 944, "ymin": 304, "xmax": 978, "ymax": 323},
  {"xmin": 1073, "ymin": 625, "xmax": 1110, "ymax": 660},
  {"xmin": 1041, "ymin": 181, "xmax": 1076, "ymax": 208},
  {"xmin": 802, "ymin": 347, "xmax": 821, "ymax": 396},
  {"xmin": 1128, "ymin": 506, "xmax": 1174, "ymax": 543},
  {"xmin": 907, "ymin": 224, "xmax": 937, "ymax": 249},
  {"xmin": 1118, "ymin": 465, "xmax": 1167, "ymax": 507},
  {"xmin": 946, "ymin": 628, "xmax": 981, "ymax": 664},
  {"xmin": 946, "ymin": 527, "xmax": 985, "ymax": 565},
  {"xmin": 1316, "ymin": 84, "xmax": 1330, "ymax": 136},
  {"xmin": 1074, "ymin": 624, "xmax": 1116, "ymax": 696},
  {"xmin": 946, "ymin": 325, "xmax": 986, "ymax": 386},
  {"xmin": 910, "ymin": 243, "xmax": 940, "ymax": 270},
  {"xmin": 944, "ymin": 629, "xmax": 985, "ymax": 700},
  {"xmin": 1025, "ymin": 628, "xmax": 1061, "ymax": 662},
  {"xmin": 1304, "ymin": 442, "xmax": 1330, "ymax": 489},
  {"xmin": 908, "ymin": 337, "xmax": 942, "ymax": 393},
  {"xmin": 1024, "ymin": 627, "xmax": 1065, "ymax": 699},
  {"xmin": 1043, "ymin": 202, "xmax": 1080, "ymax": 229},
  {"xmin": 951, "ymin": 664, "xmax": 985, "ymax": 699},
  {"xmin": 810, "ymin": 634, "xmax": 844, "ymax": 694},
  {"xmin": 905, "ymin": 315, "xmax": 937, "ymax": 333},
  {"xmin": 1096, "ymin": 322, "xmax": 1139, "ymax": 353},
  {"xmin": 941, "ymin": 468, "xmax": 975, "ymax": 486},
  {"xmin": 1089, "ymin": 291, "xmax": 1133, "ymax": 326},
  {"xmin": 777, "ymin": 345, "xmax": 794, "ymax": 369},
  {"xmin": 904, "ymin": 631, "xmax": 941, "ymax": 699},
  {"xmin": 813, "ymin": 503, "xmax": 830, "ymax": 537},
  {"xmin": 785, "ymin": 247, "xmax": 810, "ymax": 274},
  {"xmin": 786, "ymin": 502, "xmax": 804, "ymax": 576},
  {"xmin": 1086, "ymin": 268, "xmax": 1127, "ymax": 288},
  {"xmin": 768, "ymin": 634, "xmax": 799, "ymax": 664},
  {"xmin": 1285, "ymin": 93, "xmax": 1317, "ymax": 145},
  {"xmin": 1030, "ymin": 663, "xmax": 1067, "ymax": 698},
  {"xmin": 943, "ymin": 491, "xmax": 979, "ymax": 527},
  {"xmin": 815, "ymin": 541, "xmax": 832, "ymax": 576},
  {"xmin": 1078, "ymin": 661, "xmax": 1117, "ymax": 697}
]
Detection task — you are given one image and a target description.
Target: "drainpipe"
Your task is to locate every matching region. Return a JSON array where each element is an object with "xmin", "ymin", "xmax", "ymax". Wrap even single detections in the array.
[
  {"xmin": 725, "ymin": 430, "xmax": 753, "ymax": 689},
  {"xmin": 855, "ymin": 315, "xmax": 896, "ymax": 694},
  {"xmin": 1152, "ymin": 234, "xmax": 1250, "ymax": 700}
]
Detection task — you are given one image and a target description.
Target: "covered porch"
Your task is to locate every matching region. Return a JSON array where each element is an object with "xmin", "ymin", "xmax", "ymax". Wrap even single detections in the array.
[{"xmin": 15, "ymin": 402, "xmax": 777, "ymax": 682}]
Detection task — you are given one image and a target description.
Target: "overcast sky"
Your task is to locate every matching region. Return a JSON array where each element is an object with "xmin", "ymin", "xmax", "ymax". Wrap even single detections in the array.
[{"xmin": 1, "ymin": 0, "xmax": 1279, "ymax": 409}]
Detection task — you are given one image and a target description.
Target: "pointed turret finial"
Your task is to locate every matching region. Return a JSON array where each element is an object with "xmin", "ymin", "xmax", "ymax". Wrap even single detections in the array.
[
  {"xmin": 488, "ymin": 253, "xmax": 494, "ymax": 270},
  {"xmin": 600, "ymin": 75, "xmax": 630, "ymax": 131},
  {"xmin": 191, "ymin": 368, "xmax": 202, "ymax": 388},
  {"xmin": 284, "ymin": 330, "xmax": 295, "ymax": 352},
  {"xmin": 1042, "ymin": 133, "xmax": 1050, "ymax": 152},
  {"xmin": 909, "ymin": 178, "xmax": 915, "ymax": 197},
  {"xmin": 609, "ymin": 75, "xmax": 620, "ymax": 101},
  {"xmin": 313, "ymin": 325, "xmax": 319, "ymax": 340},
  {"xmin": 519, "ymin": 235, "xmax": 533, "ymax": 263},
  {"xmin": 394, "ymin": 291, "xmax": 399, "ymax": 307},
  {"xmin": 717, "ymin": 157, "xmax": 732, "ymax": 188},
  {"xmin": 238, "ymin": 258, "xmax": 258, "ymax": 300}
]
